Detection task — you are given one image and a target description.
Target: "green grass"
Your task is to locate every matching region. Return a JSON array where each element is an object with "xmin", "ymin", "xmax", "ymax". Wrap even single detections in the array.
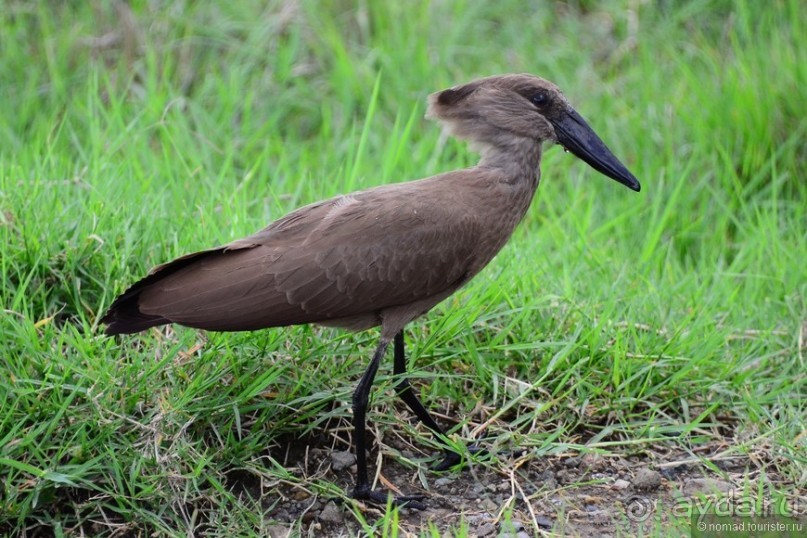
[{"xmin": 1, "ymin": 0, "xmax": 805, "ymax": 536}]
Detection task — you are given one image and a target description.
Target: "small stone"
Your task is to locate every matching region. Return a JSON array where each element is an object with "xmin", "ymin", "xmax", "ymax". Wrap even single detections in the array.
[
  {"xmin": 318, "ymin": 501, "xmax": 344, "ymax": 524},
  {"xmin": 476, "ymin": 522, "xmax": 496, "ymax": 537},
  {"xmin": 331, "ymin": 450, "xmax": 356, "ymax": 471},
  {"xmin": 273, "ymin": 509, "xmax": 291, "ymax": 521},
  {"xmin": 682, "ymin": 478, "xmax": 732, "ymax": 497},
  {"xmin": 564, "ymin": 456, "xmax": 582, "ymax": 468},
  {"xmin": 266, "ymin": 524, "xmax": 291, "ymax": 538},
  {"xmin": 291, "ymin": 488, "xmax": 310, "ymax": 501},
  {"xmin": 535, "ymin": 469, "xmax": 554, "ymax": 481},
  {"xmin": 555, "ymin": 469, "xmax": 573, "ymax": 484},
  {"xmin": 434, "ymin": 477, "xmax": 453, "ymax": 487},
  {"xmin": 581, "ymin": 453, "xmax": 606, "ymax": 471},
  {"xmin": 612, "ymin": 479, "xmax": 630, "ymax": 490},
  {"xmin": 534, "ymin": 515, "xmax": 553, "ymax": 529},
  {"xmin": 591, "ymin": 511, "xmax": 611, "ymax": 526},
  {"xmin": 633, "ymin": 468, "xmax": 663, "ymax": 492},
  {"xmin": 466, "ymin": 512, "xmax": 493, "ymax": 525}
]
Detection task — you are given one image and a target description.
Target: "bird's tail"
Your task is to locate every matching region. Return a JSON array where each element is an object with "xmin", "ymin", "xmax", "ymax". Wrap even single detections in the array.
[{"xmin": 101, "ymin": 249, "xmax": 215, "ymax": 335}]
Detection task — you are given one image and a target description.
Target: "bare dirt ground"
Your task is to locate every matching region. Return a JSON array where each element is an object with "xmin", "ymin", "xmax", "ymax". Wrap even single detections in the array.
[
  {"xmin": 231, "ymin": 417, "xmax": 804, "ymax": 537},
  {"xmin": 8, "ymin": 404, "xmax": 803, "ymax": 537}
]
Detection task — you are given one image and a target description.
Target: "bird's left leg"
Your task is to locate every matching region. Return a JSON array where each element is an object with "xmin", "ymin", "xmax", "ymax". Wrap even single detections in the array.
[{"xmin": 351, "ymin": 336, "xmax": 425, "ymax": 508}]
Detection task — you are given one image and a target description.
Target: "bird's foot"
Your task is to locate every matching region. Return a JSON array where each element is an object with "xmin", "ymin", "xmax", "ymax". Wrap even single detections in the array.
[
  {"xmin": 431, "ymin": 446, "xmax": 475, "ymax": 471},
  {"xmin": 432, "ymin": 445, "xmax": 527, "ymax": 471},
  {"xmin": 351, "ymin": 485, "xmax": 427, "ymax": 510}
]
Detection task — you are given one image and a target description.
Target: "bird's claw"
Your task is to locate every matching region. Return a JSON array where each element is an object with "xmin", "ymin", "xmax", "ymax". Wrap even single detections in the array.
[
  {"xmin": 351, "ymin": 486, "xmax": 427, "ymax": 510},
  {"xmin": 432, "ymin": 444, "xmax": 527, "ymax": 471},
  {"xmin": 431, "ymin": 444, "xmax": 484, "ymax": 471}
]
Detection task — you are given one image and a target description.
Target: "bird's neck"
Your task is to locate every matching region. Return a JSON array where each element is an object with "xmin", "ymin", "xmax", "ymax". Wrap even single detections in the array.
[{"xmin": 476, "ymin": 137, "xmax": 543, "ymax": 189}]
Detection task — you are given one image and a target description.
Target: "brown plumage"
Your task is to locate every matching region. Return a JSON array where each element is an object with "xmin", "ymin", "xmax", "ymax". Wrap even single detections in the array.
[{"xmin": 103, "ymin": 74, "xmax": 640, "ymax": 507}]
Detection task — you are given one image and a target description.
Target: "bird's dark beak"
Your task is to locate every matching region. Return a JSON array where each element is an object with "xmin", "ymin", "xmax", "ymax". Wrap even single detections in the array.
[{"xmin": 551, "ymin": 108, "xmax": 641, "ymax": 192}]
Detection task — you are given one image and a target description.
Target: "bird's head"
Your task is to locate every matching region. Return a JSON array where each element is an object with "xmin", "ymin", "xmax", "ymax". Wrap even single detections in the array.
[{"xmin": 427, "ymin": 74, "xmax": 641, "ymax": 192}]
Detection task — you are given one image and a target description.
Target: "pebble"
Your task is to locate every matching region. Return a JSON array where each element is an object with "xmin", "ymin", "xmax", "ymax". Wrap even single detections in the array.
[
  {"xmin": 331, "ymin": 450, "xmax": 356, "ymax": 471},
  {"xmin": 633, "ymin": 468, "xmax": 663, "ymax": 491},
  {"xmin": 498, "ymin": 520, "xmax": 524, "ymax": 534},
  {"xmin": 534, "ymin": 515, "xmax": 553, "ymax": 529},
  {"xmin": 476, "ymin": 522, "xmax": 496, "ymax": 536},
  {"xmin": 266, "ymin": 524, "xmax": 291, "ymax": 538},
  {"xmin": 466, "ymin": 512, "xmax": 493, "ymax": 525},
  {"xmin": 581, "ymin": 453, "xmax": 606, "ymax": 471},
  {"xmin": 555, "ymin": 469, "xmax": 573, "ymax": 484},
  {"xmin": 682, "ymin": 477, "xmax": 732, "ymax": 496},
  {"xmin": 467, "ymin": 483, "xmax": 486, "ymax": 500},
  {"xmin": 273, "ymin": 509, "xmax": 291, "ymax": 521},
  {"xmin": 318, "ymin": 501, "xmax": 344, "ymax": 524},
  {"xmin": 564, "ymin": 456, "xmax": 582, "ymax": 468},
  {"xmin": 612, "ymin": 478, "xmax": 630, "ymax": 490},
  {"xmin": 535, "ymin": 469, "xmax": 554, "ymax": 481},
  {"xmin": 291, "ymin": 488, "xmax": 310, "ymax": 501}
]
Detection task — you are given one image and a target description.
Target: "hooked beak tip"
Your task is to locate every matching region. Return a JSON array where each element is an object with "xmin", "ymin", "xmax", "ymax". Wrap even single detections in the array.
[{"xmin": 624, "ymin": 174, "xmax": 641, "ymax": 192}]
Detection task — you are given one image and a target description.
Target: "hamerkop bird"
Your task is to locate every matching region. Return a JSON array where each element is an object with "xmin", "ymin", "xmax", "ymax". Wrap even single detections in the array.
[{"xmin": 103, "ymin": 74, "xmax": 640, "ymax": 507}]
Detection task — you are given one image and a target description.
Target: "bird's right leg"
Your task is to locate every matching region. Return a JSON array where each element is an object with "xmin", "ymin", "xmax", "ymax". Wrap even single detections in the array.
[
  {"xmin": 392, "ymin": 331, "xmax": 466, "ymax": 471},
  {"xmin": 350, "ymin": 337, "xmax": 425, "ymax": 508}
]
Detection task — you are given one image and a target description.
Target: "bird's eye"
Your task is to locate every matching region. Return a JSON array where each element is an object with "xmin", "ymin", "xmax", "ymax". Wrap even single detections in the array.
[{"xmin": 531, "ymin": 92, "xmax": 548, "ymax": 107}]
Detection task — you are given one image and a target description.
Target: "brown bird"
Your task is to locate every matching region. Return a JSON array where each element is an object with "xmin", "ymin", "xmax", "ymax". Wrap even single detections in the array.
[{"xmin": 103, "ymin": 74, "xmax": 640, "ymax": 507}]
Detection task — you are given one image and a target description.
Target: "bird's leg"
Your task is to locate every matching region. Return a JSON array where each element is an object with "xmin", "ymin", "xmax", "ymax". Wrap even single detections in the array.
[
  {"xmin": 392, "ymin": 331, "xmax": 466, "ymax": 471},
  {"xmin": 351, "ymin": 337, "xmax": 425, "ymax": 509}
]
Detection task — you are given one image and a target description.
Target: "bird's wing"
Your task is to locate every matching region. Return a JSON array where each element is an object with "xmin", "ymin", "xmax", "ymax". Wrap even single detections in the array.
[{"xmin": 136, "ymin": 180, "xmax": 481, "ymax": 331}]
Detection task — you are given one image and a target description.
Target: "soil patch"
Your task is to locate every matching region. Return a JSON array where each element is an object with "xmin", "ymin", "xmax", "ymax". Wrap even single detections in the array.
[{"xmin": 226, "ymin": 427, "xmax": 802, "ymax": 537}]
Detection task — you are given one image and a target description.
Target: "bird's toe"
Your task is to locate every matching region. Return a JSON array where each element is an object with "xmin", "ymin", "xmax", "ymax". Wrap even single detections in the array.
[{"xmin": 351, "ymin": 486, "xmax": 427, "ymax": 510}]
